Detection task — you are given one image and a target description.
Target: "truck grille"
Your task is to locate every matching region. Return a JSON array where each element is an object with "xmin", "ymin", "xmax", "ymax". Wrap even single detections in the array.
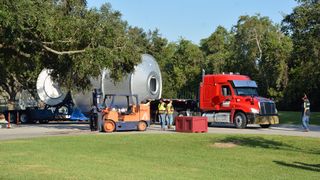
[{"xmin": 259, "ymin": 102, "xmax": 277, "ymax": 115}]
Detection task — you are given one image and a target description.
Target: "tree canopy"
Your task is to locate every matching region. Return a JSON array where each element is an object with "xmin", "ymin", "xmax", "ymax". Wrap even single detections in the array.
[
  {"xmin": 0, "ymin": 0, "xmax": 141, "ymax": 101},
  {"xmin": 229, "ymin": 15, "xmax": 292, "ymax": 101},
  {"xmin": 1, "ymin": 0, "xmax": 320, "ymax": 111},
  {"xmin": 281, "ymin": 0, "xmax": 320, "ymax": 110}
]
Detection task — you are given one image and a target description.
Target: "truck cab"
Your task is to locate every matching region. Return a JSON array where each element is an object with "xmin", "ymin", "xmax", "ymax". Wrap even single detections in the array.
[{"xmin": 200, "ymin": 74, "xmax": 279, "ymax": 128}]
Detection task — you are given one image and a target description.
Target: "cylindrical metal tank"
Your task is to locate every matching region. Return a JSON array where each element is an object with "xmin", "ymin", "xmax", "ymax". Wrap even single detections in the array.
[
  {"xmin": 71, "ymin": 77, "xmax": 101, "ymax": 113},
  {"xmin": 36, "ymin": 54, "xmax": 162, "ymax": 110},
  {"xmin": 36, "ymin": 69, "xmax": 67, "ymax": 106},
  {"xmin": 102, "ymin": 54, "xmax": 162, "ymax": 107}
]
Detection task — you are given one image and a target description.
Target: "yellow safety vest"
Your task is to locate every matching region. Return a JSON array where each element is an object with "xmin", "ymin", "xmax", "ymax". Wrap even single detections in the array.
[
  {"xmin": 158, "ymin": 102, "xmax": 166, "ymax": 114},
  {"xmin": 166, "ymin": 103, "xmax": 174, "ymax": 114}
]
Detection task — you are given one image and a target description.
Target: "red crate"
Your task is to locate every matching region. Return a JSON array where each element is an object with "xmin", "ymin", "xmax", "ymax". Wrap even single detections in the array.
[
  {"xmin": 175, "ymin": 116, "xmax": 208, "ymax": 133},
  {"xmin": 175, "ymin": 116, "xmax": 185, "ymax": 132}
]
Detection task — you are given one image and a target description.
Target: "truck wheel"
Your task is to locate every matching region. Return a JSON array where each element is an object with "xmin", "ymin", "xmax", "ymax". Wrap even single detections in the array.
[
  {"xmin": 260, "ymin": 124, "xmax": 271, "ymax": 128},
  {"xmin": 19, "ymin": 113, "xmax": 28, "ymax": 124},
  {"xmin": 234, "ymin": 112, "xmax": 247, "ymax": 129},
  {"xmin": 137, "ymin": 121, "xmax": 147, "ymax": 131},
  {"xmin": 103, "ymin": 120, "xmax": 115, "ymax": 133}
]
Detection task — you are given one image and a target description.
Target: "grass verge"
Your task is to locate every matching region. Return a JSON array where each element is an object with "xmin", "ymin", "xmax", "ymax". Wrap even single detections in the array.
[
  {"xmin": 0, "ymin": 134, "xmax": 320, "ymax": 179},
  {"xmin": 279, "ymin": 111, "xmax": 320, "ymax": 125}
]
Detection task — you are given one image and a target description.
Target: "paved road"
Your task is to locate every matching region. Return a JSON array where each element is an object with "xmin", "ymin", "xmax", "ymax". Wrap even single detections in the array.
[{"xmin": 0, "ymin": 123, "xmax": 319, "ymax": 140}]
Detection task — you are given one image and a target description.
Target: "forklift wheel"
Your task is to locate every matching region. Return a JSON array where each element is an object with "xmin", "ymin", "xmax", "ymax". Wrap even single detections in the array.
[
  {"xmin": 137, "ymin": 121, "xmax": 147, "ymax": 131},
  {"xmin": 103, "ymin": 120, "xmax": 115, "ymax": 133}
]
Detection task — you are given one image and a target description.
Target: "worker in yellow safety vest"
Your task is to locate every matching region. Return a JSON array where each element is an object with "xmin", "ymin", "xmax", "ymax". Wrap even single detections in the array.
[
  {"xmin": 158, "ymin": 99, "xmax": 167, "ymax": 130},
  {"xmin": 166, "ymin": 99, "xmax": 174, "ymax": 129}
]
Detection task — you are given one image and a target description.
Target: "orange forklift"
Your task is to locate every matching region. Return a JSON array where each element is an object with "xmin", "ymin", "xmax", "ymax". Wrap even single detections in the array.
[{"xmin": 95, "ymin": 93, "xmax": 150, "ymax": 133}]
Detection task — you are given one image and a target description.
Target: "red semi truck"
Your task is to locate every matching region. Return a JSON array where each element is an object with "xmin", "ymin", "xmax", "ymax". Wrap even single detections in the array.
[
  {"xmin": 199, "ymin": 73, "xmax": 279, "ymax": 128},
  {"xmin": 149, "ymin": 73, "xmax": 279, "ymax": 129}
]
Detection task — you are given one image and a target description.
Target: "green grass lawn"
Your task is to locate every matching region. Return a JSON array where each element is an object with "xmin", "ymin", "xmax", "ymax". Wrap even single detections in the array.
[
  {"xmin": 279, "ymin": 111, "xmax": 320, "ymax": 125},
  {"xmin": 0, "ymin": 134, "xmax": 319, "ymax": 179}
]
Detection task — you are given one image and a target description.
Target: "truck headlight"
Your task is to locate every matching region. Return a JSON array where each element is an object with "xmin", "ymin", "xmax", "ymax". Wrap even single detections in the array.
[{"xmin": 251, "ymin": 108, "xmax": 259, "ymax": 114}]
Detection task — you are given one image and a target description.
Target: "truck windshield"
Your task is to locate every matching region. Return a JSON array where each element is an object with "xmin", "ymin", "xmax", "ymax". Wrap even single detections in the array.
[{"xmin": 235, "ymin": 87, "xmax": 258, "ymax": 96}]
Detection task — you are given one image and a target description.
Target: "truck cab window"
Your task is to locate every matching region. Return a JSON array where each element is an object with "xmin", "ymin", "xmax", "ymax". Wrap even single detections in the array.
[{"xmin": 222, "ymin": 85, "xmax": 231, "ymax": 96}]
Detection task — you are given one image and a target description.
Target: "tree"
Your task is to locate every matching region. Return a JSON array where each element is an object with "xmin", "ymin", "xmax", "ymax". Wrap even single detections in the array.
[
  {"xmin": 142, "ymin": 29, "xmax": 176, "ymax": 98},
  {"xmin": 167, "ymin": 39, "xmax": 204, "ymax": 98},
  {"xmin": 145, "ymin": 29, "xmax": 170, "ymax": 68},
  {"xmin": 0, "ymin": 0, "xmax": 142, "ymax": 102},
  {"xmin": 200, "ymin": 26, "xmax": 233, "ymax": 73},
  {"xmin": 127, "ymin": 26, "xmax": 149, "ymax": 53},
  {"xmin": 282, "ymin": 0, "xmax": 320, "ymax": 110},
  {"xmin": 228, "ymin": 15, "xmax": 292, "ymax": 100},
  {"xmin": 141, "ymin": 34, "xmax": 204, "ymax": 98}
]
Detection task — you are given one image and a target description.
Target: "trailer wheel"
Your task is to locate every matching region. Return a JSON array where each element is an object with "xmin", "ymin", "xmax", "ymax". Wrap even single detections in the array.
[
  {"xmin": 19, "ymin": 113, "xmax": 29, "ymax": 124},
  {"xmin": 39, "ymin": 120, "xmax": 49, "ymax": 124},
  {"xmin": 234, "ymin": 112, "xmax": 247, "ymax": 129},
  {"xmin": 103, "ymin": 120, "xmax": 115, "ymax": 133},
  {"xmin": 260, "ymin": 124, "xmax": 271, "ymax": 128},
  {"xmin": 137, "ymin": 121, "xmax": 147, "ymax": 131},
  {"xmin": 178, "ymin": 111, "xmax": 187, "ymax": 116}
]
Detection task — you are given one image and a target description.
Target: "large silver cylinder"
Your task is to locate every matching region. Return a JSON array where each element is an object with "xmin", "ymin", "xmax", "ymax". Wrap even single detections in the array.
[
  {"xmin": 36, "ymin": 54, "xmax": 162, "ymax": 111},
  {"xmin": 71, "ymin": 77, "xmax": 101, "ymax": 113},
  {"xmin": 36, "ymin": 69, "xmax": 67, "ymax": 106},
  {"xmin": 102, "ymin": 54, "xmax": 162, "ymax": 107}
]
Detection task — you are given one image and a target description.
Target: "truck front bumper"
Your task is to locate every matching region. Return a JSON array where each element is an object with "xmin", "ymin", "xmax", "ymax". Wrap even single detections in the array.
[{"xmin": 246, "ymin": 113, "xmax": 279, "ymax": 125}]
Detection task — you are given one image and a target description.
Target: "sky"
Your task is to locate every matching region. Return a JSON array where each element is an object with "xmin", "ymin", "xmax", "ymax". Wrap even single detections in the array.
[{"xmin": 87, "ymin": 0, "xmax": 298, "ymax": 44}]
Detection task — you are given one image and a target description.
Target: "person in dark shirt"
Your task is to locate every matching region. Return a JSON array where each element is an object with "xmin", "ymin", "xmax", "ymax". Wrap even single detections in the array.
[{"xmin": 126, "ymin": 103, "xmax": 133, "ymax": 115}]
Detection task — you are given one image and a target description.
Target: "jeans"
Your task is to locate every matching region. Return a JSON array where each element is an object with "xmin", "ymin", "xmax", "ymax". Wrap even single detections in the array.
[
  {"xmin": 302, "ymin": 115, "xmax": 310, "ymax": 130},
  {"xmin": 167, "ymin": 114, "xmax": 173, "ymax": 126},
  {"xmin": 159, "ymin": 113, "xmax": 166, "ymax": 129}
]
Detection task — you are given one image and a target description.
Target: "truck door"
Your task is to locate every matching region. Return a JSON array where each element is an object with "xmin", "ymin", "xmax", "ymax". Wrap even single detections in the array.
[{"xmin": 220, "ymin": 85, "xmax": 232, "ymax": 110}]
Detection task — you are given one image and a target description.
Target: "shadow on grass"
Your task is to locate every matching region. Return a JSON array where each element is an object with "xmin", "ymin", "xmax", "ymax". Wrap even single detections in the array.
[
  {"xmin": 217, "ymin": 136, "xmax": 294, "ymax": 150},
  {"xmin": 274, "ymin": 161, "xmax": 320, "ymax": 172},
  {"xmin": 20, "ymin": 122, "xmax": 90, "ymax": 131},
  {"xmin": 216, "ymin": 136, "xmax": 320, "ymax": 155}
]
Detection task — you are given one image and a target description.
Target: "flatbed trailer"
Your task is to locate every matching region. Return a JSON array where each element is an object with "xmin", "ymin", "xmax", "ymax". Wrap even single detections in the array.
[
  {"xmin": 149, "ymin": 98, "xmax": 199, "ymax": 124},
  {"xmin": 3, "ymin": 106, "xmax": 73, "ymax": 124},
  {"xmin": 1, "ymin": 95, "xmax": 88, "ymax": 124}
]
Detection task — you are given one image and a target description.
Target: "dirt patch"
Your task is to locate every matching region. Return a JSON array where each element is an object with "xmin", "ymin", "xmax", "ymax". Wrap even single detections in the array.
[{"xmin": 210, "ymin": 142, "xmax": 239, "ymax": 148}]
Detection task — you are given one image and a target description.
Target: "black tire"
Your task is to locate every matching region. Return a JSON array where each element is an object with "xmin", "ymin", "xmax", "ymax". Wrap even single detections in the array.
[
  {"xmin": 260, "ymin": 124, "xmax": 271, "ymax": 128},
  {"xmin": 178, "ymin": 111, "xmax": 187, "ymax": 116},
  {"xmin": 137, "ymin": 121, "xmax": 147, "ymax": 131},
  {"xmin": 103, "ymin": 120, "xmax": 115, "ymax": 133},
  {"xmin": 39, "ymin": 119, "xmax": 49, "ymax": 124},
  {"xmin": 173, "ymin": 112, "xmax": 186, "ymax": 125},
  {"xmin": 234, "ymin": 112, "xmax": 247, "ymax": 129},
  {"xmin": 19, "ymin": 113, "xmax": 29, "ymax": 124}
]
